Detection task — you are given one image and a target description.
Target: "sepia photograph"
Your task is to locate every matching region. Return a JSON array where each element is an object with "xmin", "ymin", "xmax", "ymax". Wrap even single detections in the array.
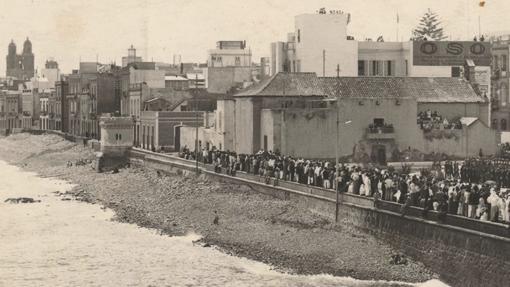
[{"xmin": 0, "ymin": 0, "xmax": 508, "ymax": 286}]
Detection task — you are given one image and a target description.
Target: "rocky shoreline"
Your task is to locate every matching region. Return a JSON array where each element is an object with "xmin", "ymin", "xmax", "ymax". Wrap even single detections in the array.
[{"xmin": 0, "ymin": 133, "xmax": 437, "ymax": 284}]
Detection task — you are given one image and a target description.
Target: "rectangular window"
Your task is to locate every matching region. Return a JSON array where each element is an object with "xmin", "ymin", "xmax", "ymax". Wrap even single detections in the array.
[
  {"xmin": 373, "ymin": 118, "xmax": 385, "ymax": 128},
  {"xmin": 151, "ymin": 126, "xmax": 155, "ymax": 149},
  {"xmin": 263, "ymin": 135, "xmax": 268, "ymax": 151},
  {"xmin": 494, "ymin": 56, "xmax": 499, "ymax": 69},
  {"xmin": 358, "ymin": 60, "xmax": 365, "ymax": 76},
  {"xmin": 142, "ymin": 126, "xmax": 146, "ymax": 148},
  {"xmin": 370, "ymin": 61, "xmax": 381, "ymax": 76},
  {"xmin": 235, "ymin": 56, "xmax": 241, "ymax": 66},
  {"xmin": 297, "ymin": 29, "xmax": 301, "ymax": 43},
  {"xmin": 386, "ymin": 60, "xmax": 393, "ymax": 76},
  {"xmin": 503, "ymin": 55, "xmax": 508, "ymax": 71},
  {"xmin": 451, "ymin": 67, "xmax": 461, "ymax": 77},
  {"xmin": 311, "ymin": 100, "xmax": 327, "ymax": 108},
  {"xmin": 405, "ymin": 60, "xmax": 409, "ymax": 76}
]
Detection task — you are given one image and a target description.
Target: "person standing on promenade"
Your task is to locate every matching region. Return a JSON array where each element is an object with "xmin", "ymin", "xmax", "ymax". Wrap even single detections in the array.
[
  {"xmin": 468, "ymin": 185, "xmax": 480, "ymax": 218},
  {"xmin": 487, "ymin": 188, "xmax": 500, "ymax": 222}
]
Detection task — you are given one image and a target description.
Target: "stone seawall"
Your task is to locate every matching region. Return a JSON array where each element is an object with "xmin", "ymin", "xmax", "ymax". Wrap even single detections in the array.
[
  {"xmin": 129, "ymin": 149, "xmax": 510, "ymax": 287},
  {"xmin": 339, "ymin": 205, "xmax": 509, "ymax": 287}
]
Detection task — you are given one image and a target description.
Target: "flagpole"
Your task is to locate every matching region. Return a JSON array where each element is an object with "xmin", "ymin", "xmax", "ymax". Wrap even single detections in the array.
[
  {"xmin": 396, "ymin": 12, "xmax": 399, "ymax": 42},
  {"xmin": 478, "ymin": 15, "xmax": 481, "ymax": 38},
  {"xmin": 478, "ymin": 1, "xmax": 486, "ymax": 38}
]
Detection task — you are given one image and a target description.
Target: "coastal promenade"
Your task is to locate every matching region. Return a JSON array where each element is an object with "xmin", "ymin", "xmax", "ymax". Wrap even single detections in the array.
[
  {"xmin": 0, "ymin": 133, "xmax": 439, "ymax": 285},
  {"xmin": 130, "ymin": 148, "xmax": 510, "ymax": 287},
  {"xmin": 1, "ymin": 133, "xmax": 507, "ymax": 287}
]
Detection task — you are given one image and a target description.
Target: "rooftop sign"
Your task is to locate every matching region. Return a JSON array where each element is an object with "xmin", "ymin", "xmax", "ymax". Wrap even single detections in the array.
[{"xmin": 413, "ymin": 41, "xmax": 492, "ymax": 66}]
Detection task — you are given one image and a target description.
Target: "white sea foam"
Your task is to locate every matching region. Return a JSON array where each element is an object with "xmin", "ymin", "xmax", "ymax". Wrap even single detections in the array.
[{"xmin": 0, "ymin": 161, "xmax": 448, "ymax": 287}]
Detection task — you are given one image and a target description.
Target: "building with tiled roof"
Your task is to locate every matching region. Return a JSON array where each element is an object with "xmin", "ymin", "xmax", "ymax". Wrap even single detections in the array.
[
  {"xmin": 223, "ymin": 72, "xmax": 496, "ymax": 160},
  {"xmin": 178, "ymin": 71, "xmax": 497, "ymax": 162},
  {"xmin": 236, "ymin": 72, "xmax": 487, "ymax": 103},
  {"xmin": 235, "ymin": 72, "xmax": 326, "ymax": 97}
]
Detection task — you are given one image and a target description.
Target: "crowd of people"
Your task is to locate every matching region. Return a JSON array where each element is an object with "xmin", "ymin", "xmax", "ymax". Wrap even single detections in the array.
[
  {"xmin": 417, "ymin": 110, "xmax": 462, "ymax": 131},
  {"xmin": 179, "ymin": 146, "xmax": 510, "ymax": 224},
  {"xmin": 457, "ymin": 158, "xmax": 510, "ymax": 187}
]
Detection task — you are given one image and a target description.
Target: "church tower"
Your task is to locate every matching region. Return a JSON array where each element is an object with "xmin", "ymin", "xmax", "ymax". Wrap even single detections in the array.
[
  {"xmin": 21, "ymin": 37, "xmax": 34, "ymax": 80},
  {"xmin": 5, "ymin": 38, "xmax": 34, "ymax": 80},
  {"xmin": 6, "ymin": 40, "xmax": 17, "ymax": 77}
]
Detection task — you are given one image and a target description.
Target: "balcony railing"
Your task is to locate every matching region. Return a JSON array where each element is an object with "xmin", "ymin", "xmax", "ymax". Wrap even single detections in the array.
[
  {"xmin": 366, "ymin": 125, "xmax": 395, "ymax": 140},
  {"xmin": 367, "ymin": 125, "xmax": 394, "ymax": 133},
  {"xmin": 129, "ymin": 83, "xmax": 143, "ymax": 90}
]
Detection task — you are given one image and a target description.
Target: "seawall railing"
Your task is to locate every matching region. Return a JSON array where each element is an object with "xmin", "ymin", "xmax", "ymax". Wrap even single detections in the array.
[
  {"xmin": 129, "ymin": 148, "xmax": 510, "ymax": 239},
  {"xmin": 129, "ymin": 147, "xmax": 510, "ymax": 287}
]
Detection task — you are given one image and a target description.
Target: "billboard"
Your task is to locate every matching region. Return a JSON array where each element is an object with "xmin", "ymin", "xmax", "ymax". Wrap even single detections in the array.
[
  {"xmin": 413, "ymin": 41, "xmax": 491, "ymax": 66},
  {"xmin": 474, "ymin": 66, "xmax": 491, "ymax": 97}
]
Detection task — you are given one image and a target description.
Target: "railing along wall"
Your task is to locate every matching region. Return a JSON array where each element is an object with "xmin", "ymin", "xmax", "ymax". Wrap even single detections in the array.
[{"xmin": 130, "ymin": 148, "xmax": 510, "ymax": 239}]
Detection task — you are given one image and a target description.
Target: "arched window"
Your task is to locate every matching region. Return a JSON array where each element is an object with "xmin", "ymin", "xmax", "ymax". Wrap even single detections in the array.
[
  {"xmin": 502, "ymin": 119, "xmax": 507, "ymax": 131},
  {"xmin": 492, "ymin": 119, "xmax": 499, "ymax": 130}
]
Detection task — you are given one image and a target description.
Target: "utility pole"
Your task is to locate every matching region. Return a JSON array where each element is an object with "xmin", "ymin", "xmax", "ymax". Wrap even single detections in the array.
[
  {"xmin": 335, "ymin": 63, "xmax": 340, "ymax": 223},
  {"xmin": 194, "ymin": 74, "xmax": 199, "ymax": 175}
]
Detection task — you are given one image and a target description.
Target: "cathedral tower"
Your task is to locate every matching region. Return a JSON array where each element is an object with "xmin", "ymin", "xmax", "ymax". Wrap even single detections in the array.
[{"xmin": 6, "ymin": 37, "xmax": 35, "ymax": 80}]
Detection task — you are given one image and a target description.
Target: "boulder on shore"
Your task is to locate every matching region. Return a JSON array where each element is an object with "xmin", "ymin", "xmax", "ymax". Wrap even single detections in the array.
[{"xmin": 4, "ymin": 197, "xmax": 41, "ymax": 204}]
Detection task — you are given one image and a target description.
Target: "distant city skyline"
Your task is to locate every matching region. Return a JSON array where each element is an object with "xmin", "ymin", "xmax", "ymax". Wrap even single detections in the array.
[{"xmin": 0, "ymin": 0, "xmax": 508, "ymax": 75}]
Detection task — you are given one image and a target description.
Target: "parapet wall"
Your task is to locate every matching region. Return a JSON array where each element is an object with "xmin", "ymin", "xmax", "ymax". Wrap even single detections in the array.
[{"xmin": 128, "ymin": 149, "xmax": 510, "ymax": 287}]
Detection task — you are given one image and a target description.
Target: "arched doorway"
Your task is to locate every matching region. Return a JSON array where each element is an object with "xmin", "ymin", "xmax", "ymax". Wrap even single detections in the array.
[{"xmin": 370, "ymin": 144, "xmax": 387, "ymax": 165}]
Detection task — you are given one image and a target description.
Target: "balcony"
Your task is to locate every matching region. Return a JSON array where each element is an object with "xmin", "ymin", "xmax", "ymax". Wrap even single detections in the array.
[
  {"xmin": 129, "ymin": 83, "xmax": 143, "ymax": 90},
  {"xmin": 366, "ymin": 125, "xmax": 395, "ymax": 140}
]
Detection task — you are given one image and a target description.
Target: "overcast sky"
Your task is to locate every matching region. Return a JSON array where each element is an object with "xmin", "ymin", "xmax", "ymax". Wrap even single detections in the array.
[{"xmin": 0, "ymin": 0, "xmax": 508, "ymax": 74}]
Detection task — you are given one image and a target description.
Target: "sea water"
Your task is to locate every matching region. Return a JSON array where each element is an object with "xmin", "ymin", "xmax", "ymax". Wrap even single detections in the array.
[{"xmin": 0, "ymin": 161, "xmax": 447, "ymax": 287}]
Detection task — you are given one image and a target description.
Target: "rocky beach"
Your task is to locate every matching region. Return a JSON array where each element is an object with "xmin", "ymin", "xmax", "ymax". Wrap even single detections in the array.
[{"xmin": 0, "ymin": 133, "xmax": 438, "ymax": 285}]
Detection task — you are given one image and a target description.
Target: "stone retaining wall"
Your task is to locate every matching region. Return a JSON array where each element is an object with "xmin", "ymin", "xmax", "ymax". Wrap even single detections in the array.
[{"xmin": 129, "ymin": 148, "xmax": 510, "ymax": 287}]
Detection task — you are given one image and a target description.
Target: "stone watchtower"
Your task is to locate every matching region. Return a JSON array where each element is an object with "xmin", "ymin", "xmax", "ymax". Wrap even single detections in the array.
[{"xmin": 96, "ymin": 116, "xmax": 134, "ymax": 172}]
